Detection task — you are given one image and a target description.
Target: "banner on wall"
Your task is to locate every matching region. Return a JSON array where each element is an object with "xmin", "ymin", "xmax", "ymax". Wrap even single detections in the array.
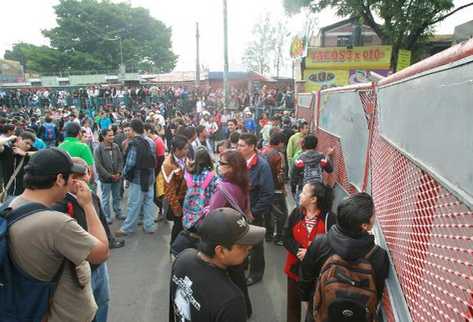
[
  {"xmin": 304, "ymin": 69, "xmax": 349, "ymax": 92},
  {"xmin": 306, "ymin": 46, "xmax": 392, "ymax": 69},
  {"xmin": 290, "ymin": 36, "xmax": 306, "ymax": 59},
  {"xmin": 396, "ymin": 49, "xmax": 412, "ymax": 71}
]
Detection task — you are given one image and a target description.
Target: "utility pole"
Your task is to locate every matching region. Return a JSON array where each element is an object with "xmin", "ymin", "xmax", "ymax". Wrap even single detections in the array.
[
  {"xmin": 195, "ymin": 22, "xmax": 200, "ymax": 88},
  {"xmin": 223, "ymin": 0, "xmax": 229, "ymax": 111}
]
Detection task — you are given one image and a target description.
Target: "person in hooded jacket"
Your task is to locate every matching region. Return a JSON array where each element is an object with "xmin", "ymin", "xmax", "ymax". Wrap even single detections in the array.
[
  {"xmin": 300, "ymin": 192, "xmax": 389, "ymax": 320},
  {"xmin": 283, "ymin": 182, "xmax": 335, "ymax": 322}
]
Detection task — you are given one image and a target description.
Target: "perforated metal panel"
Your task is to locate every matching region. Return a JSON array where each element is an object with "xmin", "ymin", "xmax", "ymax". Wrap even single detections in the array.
[{"xmin": 371, "ymin": 126, "xmax": 473, "ymax": 321}]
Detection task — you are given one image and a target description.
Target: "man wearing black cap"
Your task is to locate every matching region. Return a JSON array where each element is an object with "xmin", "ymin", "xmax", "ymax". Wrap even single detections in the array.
[
  {"xmin": 169, "ymin": 208, "xmax": 265, "ymax": 322},
  {"xmin": 7, "ymin": 148, "xmax": 110, "ymax": 322}
]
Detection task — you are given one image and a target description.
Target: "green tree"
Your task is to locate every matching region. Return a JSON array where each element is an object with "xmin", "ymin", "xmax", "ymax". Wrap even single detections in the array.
[
  {"xmin": 283, "ymin": 0, "xmax": 473, "ymax": 68},
  {"xmin": 242, "ymin": 13, "xmax": 277, "ymax": 75},
  {"xmin": 4, "ymin": 0, "xmax": 177, "ymax": 74},
  {"xmin": 43, "ymin": 0, "xmax": 177, "ymax": 73}
]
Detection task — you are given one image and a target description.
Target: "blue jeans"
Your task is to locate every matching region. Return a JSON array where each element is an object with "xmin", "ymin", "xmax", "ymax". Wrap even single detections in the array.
[
  {"xmin": 121, "ymin": 182, "xmax": 157, "ymax": 233},
  {"xmin": 92, "ymin": 263, "xmax": 110, "ymax": 322},
  {"xmin": 100, "ymin": 181, "xmax": 122, "ymax": 221}
]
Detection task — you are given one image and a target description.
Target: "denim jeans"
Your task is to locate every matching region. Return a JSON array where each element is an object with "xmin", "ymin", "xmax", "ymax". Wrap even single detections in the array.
[
  {"xmin": 121, "ymin": 182, "xmax": 157, "ymax": 233},
  {"xmin": 100, "ymin": 181, "xmax": 122, "ymax": 221},
  {"xmin": 92, "ymin": 263, "xmax": 110, "ymax": 322}
]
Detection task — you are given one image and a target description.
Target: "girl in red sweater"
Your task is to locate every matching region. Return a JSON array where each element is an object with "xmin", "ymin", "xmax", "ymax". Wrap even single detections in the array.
[{"xmin": 283, "ymin": 182, "xmax": 335, "ymax": 322}]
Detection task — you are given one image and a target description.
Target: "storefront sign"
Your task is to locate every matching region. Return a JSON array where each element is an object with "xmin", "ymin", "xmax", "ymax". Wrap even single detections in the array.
[
  {"xmin": 306, "ymin": 46, "xmax": 392, "ymax": 69},
  {"xmin": 304, "ymin": 69, "xmax": 349, "ymax": 92}
]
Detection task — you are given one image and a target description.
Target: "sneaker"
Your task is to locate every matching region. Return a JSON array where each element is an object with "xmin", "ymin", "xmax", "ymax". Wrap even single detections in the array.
[
  {"xmin": 274, "ymin": 239, "xmax": 284, "ymax": 246},
  {"xmin": 115, "ymin": 229, "xmax": 128, "ymax": 237},
  {"xmin": 109, "ymin": 238, "xmax": 125, "ymax": 249}
]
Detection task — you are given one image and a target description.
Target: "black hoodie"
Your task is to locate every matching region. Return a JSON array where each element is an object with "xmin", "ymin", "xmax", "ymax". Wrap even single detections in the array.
[{"xmin": 300, "ymin": 225, "xmax": 390, "ymax": 302}]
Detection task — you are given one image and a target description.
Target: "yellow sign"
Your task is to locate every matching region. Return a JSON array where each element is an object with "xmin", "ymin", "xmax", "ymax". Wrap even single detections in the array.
[
  {"xmin": 396, "ymin": 49, "xmax": 412, "ymax": 71},
  {"xmin": 290, "ymin": 36, "xmax": 305, "ymax": 59},
  {"xmin": 306, "ymin": 46, "xmax": 392, "ymax": 69},
  {"xmin": 303, "ymin": 69, "xmax": 349, "ymax": 92}
]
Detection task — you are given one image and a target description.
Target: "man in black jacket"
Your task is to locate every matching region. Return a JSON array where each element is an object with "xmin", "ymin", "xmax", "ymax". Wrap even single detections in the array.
[{"xmin": 300, "ymin": 192, "xmax": 389, "ymax": 317}]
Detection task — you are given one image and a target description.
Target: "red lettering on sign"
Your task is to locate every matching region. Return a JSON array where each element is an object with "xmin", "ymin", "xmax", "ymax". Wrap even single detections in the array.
[
  {"xmin": 331, "ymin": 51, "xmax": 337, "ymax": 61},
  {"xmin": 347, "ymin": 51, "xmax": 353, "ymax": 61}
]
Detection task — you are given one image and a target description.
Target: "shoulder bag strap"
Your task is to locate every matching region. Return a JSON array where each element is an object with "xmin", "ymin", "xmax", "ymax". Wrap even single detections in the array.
[
  {"xmin": 2, "ymin": 156, "xmax": 25, "ymax": 197},
  {"xmin": 218, "ymin": 184, "xmax": 245, "ymax": 215},
  {"xmin": 365, "ymin": 245, "xmax": 379, "ymax": 260}
]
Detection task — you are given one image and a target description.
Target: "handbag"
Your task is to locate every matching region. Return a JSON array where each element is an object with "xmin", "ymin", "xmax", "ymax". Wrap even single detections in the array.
[{"xmin": 0, "ymin": 157, "xmax": 25, "ymax": 203}]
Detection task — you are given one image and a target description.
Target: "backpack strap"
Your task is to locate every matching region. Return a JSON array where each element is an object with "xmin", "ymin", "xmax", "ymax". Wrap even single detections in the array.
[
  {"xmin": 184, "ymin": 171, "xmax": 193, "ymax": 187},
  {"xmin": 4, "ymin": 202, "xmax": 49, "ymax": 227},
  {"xmin": 201, "ymin": 172, "xmax": 214, "ymax": 190},
  {"xmin": 365, "ymin": 245, "xmax": 379, "ymax": 260},
  {"xmin": 185, "ymin": 171, "xmax": 214, "ymax": 189}
]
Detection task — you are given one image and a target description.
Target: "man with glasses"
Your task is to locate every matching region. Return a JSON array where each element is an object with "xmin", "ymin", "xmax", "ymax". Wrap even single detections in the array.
[{"xmin": 237, "ymin": 133, "xmax": 274, "ymax": 286}]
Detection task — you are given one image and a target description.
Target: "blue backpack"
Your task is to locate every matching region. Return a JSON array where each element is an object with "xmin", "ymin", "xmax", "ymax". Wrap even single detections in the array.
[
  {"xmin": 43, "ymin": 123, "xmax": 56, "ymax": 142},
  {"xmin": 0, "ymin": 203, "xmax": 65, "ymax": 322}
]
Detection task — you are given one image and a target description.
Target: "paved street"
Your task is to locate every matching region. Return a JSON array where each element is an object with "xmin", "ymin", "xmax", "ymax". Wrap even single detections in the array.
[{"xmin": 107, "ymin": 195, "xmax": 295, "ymax": 322}]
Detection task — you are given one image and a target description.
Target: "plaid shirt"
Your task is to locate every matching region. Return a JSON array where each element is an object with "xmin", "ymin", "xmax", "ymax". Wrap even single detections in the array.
[{"xmin": 123, "ymin": 135, "xmax": 156, "ymax": 186}]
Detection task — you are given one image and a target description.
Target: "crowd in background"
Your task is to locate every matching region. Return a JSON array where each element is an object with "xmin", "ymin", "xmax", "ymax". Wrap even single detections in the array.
[{"xmin": 0, "ymin": 84, "xmax": 295, "ymax": 112}]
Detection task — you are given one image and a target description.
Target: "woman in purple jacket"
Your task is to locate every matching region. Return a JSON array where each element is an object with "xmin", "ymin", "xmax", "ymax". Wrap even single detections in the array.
[
  {"xmin": 207, "ymin": 149, "xmax": 253, "ymax": 318},
  {"xmin": 208, "ymin": 149, "xmax": 250, "ymax": 214}
]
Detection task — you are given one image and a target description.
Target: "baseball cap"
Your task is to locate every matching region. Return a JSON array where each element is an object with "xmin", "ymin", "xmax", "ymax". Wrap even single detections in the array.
[
  {"xmin": 24, "ymin": 148, "xmax": 86, "ymax": 176},
  {"xmin": 198, "ymin": 208, "xmax": 265, "ymax": 246}
]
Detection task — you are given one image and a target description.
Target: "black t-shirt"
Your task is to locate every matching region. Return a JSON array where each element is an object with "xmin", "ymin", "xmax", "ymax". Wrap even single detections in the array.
[{"xmin": 169, "ymin": 249, "xmax": 247, "ymax": 322}]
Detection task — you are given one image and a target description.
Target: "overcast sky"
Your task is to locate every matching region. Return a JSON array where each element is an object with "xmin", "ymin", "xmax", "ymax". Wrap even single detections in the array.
[{"xmin": 1, "ymin": 0, "xmax": 472, "ymax": 76}]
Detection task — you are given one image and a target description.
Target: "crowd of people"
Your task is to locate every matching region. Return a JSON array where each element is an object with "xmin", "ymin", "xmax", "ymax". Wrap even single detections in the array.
[
  {"xmin": 0, "ymin": 85, "xmax": 388, "ymax": 322},
  {"xmin": 0, "ymin": 84, "xmax": 295, "ymax": 112}
]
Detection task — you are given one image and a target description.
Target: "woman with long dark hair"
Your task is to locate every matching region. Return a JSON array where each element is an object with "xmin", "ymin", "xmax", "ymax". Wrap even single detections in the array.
[
  {"xmin": 207, "ymin": 149, "xmax": 250, "ymax": 214},
  {"xmin": 283, "ymin": 182, "xmax": 335, "ymax": 322},
  {"xmin": 207, "ymin": 149, "xmax": 254, "ymax": 318},
  {"xmin": 171, "ymin": 148, "xmax": 219, "ymax": 255}
]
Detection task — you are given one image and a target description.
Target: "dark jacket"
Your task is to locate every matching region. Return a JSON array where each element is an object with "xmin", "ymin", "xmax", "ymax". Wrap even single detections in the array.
[
  {"xmin": 94, "ymin": 142, "xmax": 123, "ymax": 183},
  {"xmin": 283, "ymin": 208, "xmax": 336, "ymax": 281},
  {"xmin": 52, "ymin": 193, "xmax": 112, "ymax": 271},
  {"xmin": 248, "ymin": 154, "xmax": 274, "ymax": 218},
  {"xmin": 0, "ymin": 145, "xmax": 35, "ymax": 196},
  {"xmin": 300, "ymin": 225, "xmax": 389, "ymax": 302},
  {"xmin": 261, "ymin": 145, "xmax": 285, "ymax": 192}
]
